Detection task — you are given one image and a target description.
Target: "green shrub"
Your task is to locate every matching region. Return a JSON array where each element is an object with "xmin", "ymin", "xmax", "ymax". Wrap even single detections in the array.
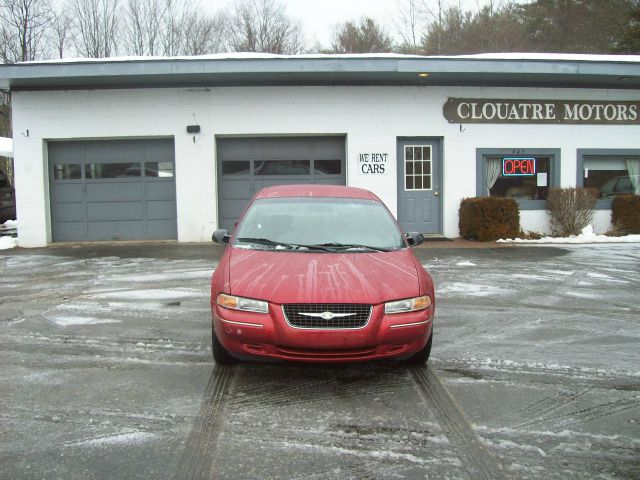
[
  {"xmin": 459, "ymin": 197, "xmax": 520, "ymax": 241},
  {"xmin": 546, "ymin": 187, "xmax": 598, "ymax": 236},
  {"xmin": 612, "ymin": 195, "xmax": 640, "ymax": 234}
]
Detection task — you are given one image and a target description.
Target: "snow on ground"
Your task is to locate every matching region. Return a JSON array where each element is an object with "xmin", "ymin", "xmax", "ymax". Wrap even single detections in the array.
[
  {"xmin": 437, "ymin": 282, "xmax": 512, "ymax": 297},
  {"xmin": 455, "ymin": 261, "xmax": 476, "ymax": 267},
  {"xmin": 65, "ymin": 430, "xmax": 155, "ymax": 448},
  {"xmin": 43, "ymin": 315, "xmax": 122, "ymax": 327},
  {"xmin": 0, "ymin": 220, "xmax": 18, "ymax": 249},
  {"xmin": 498, "ymin": 225, "xmax": 640, "ymax": 244},
  {"xmin": 1, "ymin": 219, "xmax": 17, "ymax": 229},
  {"xmin": 0, "ymin": 137, "xmax": 12, "ymax": 157},
  {"xmin": 0, "ymin": 236, "xmax": 17, "ymax": 249}
]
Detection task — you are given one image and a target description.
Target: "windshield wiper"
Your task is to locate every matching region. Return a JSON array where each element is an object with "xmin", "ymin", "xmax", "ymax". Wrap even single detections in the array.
[
  {"xmin": 235, "ymin": 238, "xmax": 335, "ymax": 252},
  {"xmin": 311, "ymin": 242, "xmax": 392, "ymax": 252},
  {"xmin": 236, "ymin": 238, "xmax": 391, "ymax": 253},
  {"xmin": 235, "ymin": 237, "xmax": 295, "ymax": 249}
]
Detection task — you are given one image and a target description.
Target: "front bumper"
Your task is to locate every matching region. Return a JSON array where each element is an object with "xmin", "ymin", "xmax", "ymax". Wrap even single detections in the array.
[{"xmin": 211, "ymin": 302, "xmax": 433, "ymax": 363}]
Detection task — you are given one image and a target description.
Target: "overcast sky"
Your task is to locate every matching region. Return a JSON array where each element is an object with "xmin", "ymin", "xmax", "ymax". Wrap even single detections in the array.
[{"xmin": 271, "ymin": 0, "xmax": 503, "ymax": 47}]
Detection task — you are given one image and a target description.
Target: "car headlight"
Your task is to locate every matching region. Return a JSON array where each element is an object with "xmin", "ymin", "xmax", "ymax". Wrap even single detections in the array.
[
  {"xmin": 384, "ymin": 295, "xmax": 431, "ymax": 314},
  {"xmin": 217, "ymin": 294, "xmax": 269, "ymax": 313}
]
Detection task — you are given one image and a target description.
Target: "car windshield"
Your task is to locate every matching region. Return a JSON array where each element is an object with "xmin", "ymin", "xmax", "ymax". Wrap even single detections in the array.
[{"xmin": 233, "ymin": 197, "xmax": 405, "ymax": 252}]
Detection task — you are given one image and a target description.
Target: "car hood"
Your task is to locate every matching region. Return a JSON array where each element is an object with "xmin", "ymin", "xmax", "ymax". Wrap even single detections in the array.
[{"xmin": 228, "ymin": 247, "xmax": 420, "ymax": 305}]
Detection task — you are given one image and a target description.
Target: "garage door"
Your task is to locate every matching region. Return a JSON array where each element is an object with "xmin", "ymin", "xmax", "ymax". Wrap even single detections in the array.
[
  {"xmin": 217, "ymin": 137, "xmax": 346, "ymax": 231},
  {"xmin": 49, "ymin": 139, "xmax": 177, "ymax": 242}
]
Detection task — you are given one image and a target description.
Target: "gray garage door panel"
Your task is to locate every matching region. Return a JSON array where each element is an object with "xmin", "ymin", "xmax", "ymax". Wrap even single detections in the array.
[
  {"xmin": 146, "ymin": 182, "xmax": 176, "ymax": 200},
  {"xmin": 86, "ymin": 182, "xmax": 144, "ymax": 202},
  {"xmin": 54, "ymin": 203, "xmax": 85, "ymax": 221},
  {"xmin": 217, "ymin": 137, "xmax": 346, "ymax": 231},
  {"xmin": 55, "ymin": 183, "xmax": 85, "ymax": 202},
  {"xmin": 87, "ymin": 220, "xmax": 144, "ymax": 239},
  {"xmin": 314, "ymin": 178, "xmax": 344, "ymax": 185},
  {"xmin": 87, "ymin": 202, "xmax": 142, "ymax": 220},
  {"xmin": 49, "ymin": 139, "xmax": 177, "ymax": 242},
  {"xmin": 147, "ymin": 200, "xmax": 177, "ymax": 218}
]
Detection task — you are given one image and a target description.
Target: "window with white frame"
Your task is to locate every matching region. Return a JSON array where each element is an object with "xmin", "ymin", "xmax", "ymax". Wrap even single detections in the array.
[{"xmin": 404, "ymin": 145, "xmax": 432, "ymax": 191}]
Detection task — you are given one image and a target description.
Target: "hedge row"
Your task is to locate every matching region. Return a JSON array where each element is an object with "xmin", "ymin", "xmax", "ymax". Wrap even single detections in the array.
[
  {"xmin": 612, "ymin": 195, "xmax": 640, "ymax": 234},
  {"xmin": 459, "ymin": 197, "xmax": 520, "ymax": 241}
]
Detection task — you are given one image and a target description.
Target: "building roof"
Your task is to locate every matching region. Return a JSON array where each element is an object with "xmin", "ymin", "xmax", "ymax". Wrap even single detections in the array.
[{"xmin": 1, "ymin": 53, "xmax": 639, "ymax": 90}]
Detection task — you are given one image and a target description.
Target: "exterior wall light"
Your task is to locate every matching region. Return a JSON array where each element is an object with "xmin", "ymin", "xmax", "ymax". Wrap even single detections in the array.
[{"xmin": 418, "ymin": 73, "xmax": 430, "ymax": 78}]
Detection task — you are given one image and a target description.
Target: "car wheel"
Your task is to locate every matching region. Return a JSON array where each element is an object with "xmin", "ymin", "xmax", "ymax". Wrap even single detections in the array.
[
  {"xmin": 212, "ymin": 330, "xmax": 238, "ymax": 365},
  {"xmin": 405, "ymin": 333, "xmax": 432, "ymax": 365}
]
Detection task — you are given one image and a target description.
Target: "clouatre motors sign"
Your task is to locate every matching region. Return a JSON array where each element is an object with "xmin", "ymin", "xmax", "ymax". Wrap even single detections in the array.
[{"xmin": 443, "ymin": 98, "xmax": 640, "ymax": 124}]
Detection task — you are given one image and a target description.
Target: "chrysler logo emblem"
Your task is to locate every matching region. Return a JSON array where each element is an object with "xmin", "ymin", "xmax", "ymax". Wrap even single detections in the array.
[{"xmin": 299, "ymin": 311, "xmax": 357, "ymax": 320}]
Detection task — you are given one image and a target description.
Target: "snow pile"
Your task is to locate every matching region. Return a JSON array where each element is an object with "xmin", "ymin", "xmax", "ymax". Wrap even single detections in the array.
[
  {"xmin": 497, "ymin": 225, "xmax": 640, "ymax": 244},
  {"xmin": 2, "ymin": 219, "xmax": 17, "ymax": 229},
  {"xmin": 0, "ymin": 219, "xmax": 18, "ymax": 249},
  {"xmin": 0, "ymin": 137, "xmax": 12, "ymax": 157},
  {"xmin": 0, "ymin": 236, "xmax": 17, "ymax": 249}
]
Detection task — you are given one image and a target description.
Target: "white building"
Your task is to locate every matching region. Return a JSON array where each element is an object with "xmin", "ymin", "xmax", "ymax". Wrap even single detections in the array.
[{"xmin": 1, "ymin": 53, "xmax": 638, "ymax": 247}]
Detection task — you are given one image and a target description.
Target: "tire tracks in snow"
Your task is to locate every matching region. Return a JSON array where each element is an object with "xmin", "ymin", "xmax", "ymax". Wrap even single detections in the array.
[
  {"xmin": 411, "ymin": 366, "xmax": 508, "ymax": 480},
  {"xmin": 175, "ymin": 365, "xmax": 236, "ymax": 480}
]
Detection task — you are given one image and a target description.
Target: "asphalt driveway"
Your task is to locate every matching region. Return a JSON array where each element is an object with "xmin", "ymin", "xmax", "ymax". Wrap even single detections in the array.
[{"xmin": 1, "ymin": 242, "xmax": 638, "ymax": 479}]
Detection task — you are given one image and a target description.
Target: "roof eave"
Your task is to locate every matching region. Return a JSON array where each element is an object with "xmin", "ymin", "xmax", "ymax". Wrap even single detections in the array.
[{"xmin": 1, "ymin": 57, "xmax": 639, "ymax": 90}]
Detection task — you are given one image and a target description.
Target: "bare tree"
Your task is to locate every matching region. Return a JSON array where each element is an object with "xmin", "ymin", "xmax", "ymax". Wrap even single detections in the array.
[
  {"xmin": 0, "ymin": 0, "xmax": 53, "ymax": 63},
  {"xmin": 161, "ymin": 0, "xmax": 186, "ymax": 56},
  {"xmin": 222, "ymin": 0, "xmax": 305, "ymax": 54},
  {"xmin": 50, "ymin": 7, "xmax": 74, "ymax": 58},
  {"xmin": 181, "ymin": 9, "xmax": 225, "ymax": 56},
  {"xmin": 394, "ymin": 0, "xmax": 425, "ymax": 54},
  {"xmin": 331, "ymin": 17, "xmax": 392, "ymax": 53},
  {"xmin": 69, "ymin": 0, "xmax": 119, "ymax": 58},
  {"xmin": 124, "ymin": 0, "xmax": 163, "ymax": 56}
]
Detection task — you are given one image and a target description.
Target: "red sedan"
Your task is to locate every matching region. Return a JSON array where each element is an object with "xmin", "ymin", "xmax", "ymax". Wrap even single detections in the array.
[{"xmin": 210, "ymin": 185, "xmax": 435, "ymax": 364}]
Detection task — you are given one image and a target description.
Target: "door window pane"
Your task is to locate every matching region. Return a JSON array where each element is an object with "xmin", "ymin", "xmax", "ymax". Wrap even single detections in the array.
[
  {"xmin": 405, "ymin": 176, "xmax": 414, "ymax": 190},
  {"xmin": 144, "ymin": 161, "xmax": 174, "ymax": 177},
  {"xmin": 405, "ymin": 146, "xmax": 413, "ymax": 161},
  {"xmin": 255, "ymin": 160, "xmax": 310, "ymax": 175},
  {"xmin": 314, "ymin": 159, "xmax": 341, "ymax": 175},
  {"xmin": 405, "ymin": 145, "xmax": 432, "ymax": 191},
  {"xmin": 85, "ymin": 162, "xmax": 141, "ymax": 179},
  {"xmin": 54, "ymin": 164, "xmax": 82, "ymax": 180}
]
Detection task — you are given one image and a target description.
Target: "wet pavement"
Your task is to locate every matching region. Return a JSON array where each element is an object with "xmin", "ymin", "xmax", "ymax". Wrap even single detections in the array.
[{"xmin": 0, "ymin": 243, "xmax": 638, "ymax": 479}]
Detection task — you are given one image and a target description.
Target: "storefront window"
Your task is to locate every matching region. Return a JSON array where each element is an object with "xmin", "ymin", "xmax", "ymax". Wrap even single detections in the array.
[
  {"xmin": 485, "ymin": 156, "xmax": 551, "ymax": 199},
  {"xmin": 583, "ymin": 156, "xmax": 640, "ymax": 198},
  {"xmin": 477, "ymin": 149, "xmax": 559, "ymax": 209}
]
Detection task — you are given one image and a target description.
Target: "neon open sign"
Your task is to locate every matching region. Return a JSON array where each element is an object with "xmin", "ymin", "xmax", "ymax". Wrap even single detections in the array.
[{"xmin": 502, "ymin": 157, "xmax": 536, "ymax": 176}]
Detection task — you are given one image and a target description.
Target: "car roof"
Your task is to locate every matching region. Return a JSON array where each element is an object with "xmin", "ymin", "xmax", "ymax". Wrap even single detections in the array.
[{"xmin": 255, "ymin": 185, "xmax": 380, "ymax": 201}]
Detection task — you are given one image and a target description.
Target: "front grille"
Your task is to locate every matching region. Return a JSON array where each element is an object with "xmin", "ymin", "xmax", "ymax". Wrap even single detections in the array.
[
  {"xmin": 275, "ymin": 345, "xmax": 377, "ymax": 359},
  {"xmin": 282, "ymin": 304, "xmax": 372, "ymax": 329}
]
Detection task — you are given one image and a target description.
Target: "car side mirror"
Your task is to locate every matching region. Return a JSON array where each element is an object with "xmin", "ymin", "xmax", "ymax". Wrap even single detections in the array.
[
  {"xmin": 404, "ymin": 232, "xmax": 424, "ymax": 247},
  {"xmin": 212, "ymin": 229, "xmax": 230, "ymax": 244}
]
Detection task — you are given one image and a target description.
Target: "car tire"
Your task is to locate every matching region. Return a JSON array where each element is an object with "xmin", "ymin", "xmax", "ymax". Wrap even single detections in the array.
[
  {"xmin": 212, "ymin": 330, "xmax": 238, "ymax": 365},
  {"xmin": 405, "ymin": 333, "xmax": 432, "ymax": 365}
]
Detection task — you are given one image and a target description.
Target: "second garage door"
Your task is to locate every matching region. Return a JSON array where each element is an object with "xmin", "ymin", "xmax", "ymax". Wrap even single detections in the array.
[
  {"xmin": 217, "ymin": 137, "xmax": 346, "ymax": 231},
  {"xmin": 49, "ymin": 139, "xmax": 177, "ymax": 242}
]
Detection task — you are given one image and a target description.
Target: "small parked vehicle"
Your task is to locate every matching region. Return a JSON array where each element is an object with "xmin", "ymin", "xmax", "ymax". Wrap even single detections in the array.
[
  {"xmin": 0, "ymin": 169, "xmax": 16, "ymax": 223},
  {"xmin": 210, "ymin": 185, "xmax": 435, "ymax": 365}
]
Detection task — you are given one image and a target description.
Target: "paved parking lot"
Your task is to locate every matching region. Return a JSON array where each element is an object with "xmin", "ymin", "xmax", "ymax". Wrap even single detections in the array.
[{"xmin": 1, "ymin": 242, "xmax": 638, "ymax": 479}]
